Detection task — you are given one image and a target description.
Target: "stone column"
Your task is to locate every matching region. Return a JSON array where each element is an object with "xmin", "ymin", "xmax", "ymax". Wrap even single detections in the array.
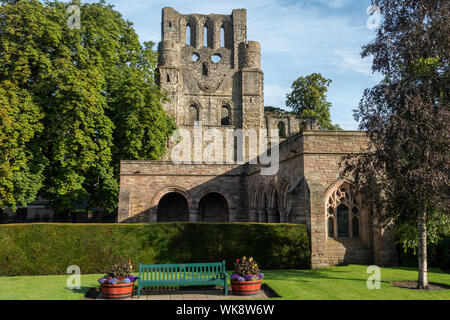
[
  {"xmin": 249, "ymin": 208, "xmax": 258, "ymax": 222},
  {"xmin": 257, "ymin": 208, "xmax": 267, "ymax": 223},
  {"xmin": 189, "ymin": 208, "xmax": 199, "ymax": 222},
  {"xmin": 150, "ymin": 208, "xmax": 158, "ymax": 223}
]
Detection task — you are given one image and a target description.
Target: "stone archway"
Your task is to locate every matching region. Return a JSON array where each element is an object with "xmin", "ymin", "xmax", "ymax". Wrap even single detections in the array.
[
  {"xmin": 198, "ymin": 192, "xmax": 229, "ymax": 222},
  {"xmin": 157, "ymin": 192, "xmax": 190, "ymax": 222}
]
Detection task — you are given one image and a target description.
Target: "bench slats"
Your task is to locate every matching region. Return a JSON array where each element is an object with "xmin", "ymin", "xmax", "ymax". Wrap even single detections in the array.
[{"xmin": 137, "ymin": 261, "xmax": 228, "ymax": 298}]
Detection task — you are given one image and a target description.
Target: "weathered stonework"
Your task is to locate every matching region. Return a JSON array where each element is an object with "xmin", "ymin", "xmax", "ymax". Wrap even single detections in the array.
[{"xmin": 117, "ymin": 7, "xmax": 398, "ymax": 269}]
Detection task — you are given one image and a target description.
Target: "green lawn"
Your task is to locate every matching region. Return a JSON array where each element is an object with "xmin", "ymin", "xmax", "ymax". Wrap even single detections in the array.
[
  {"xmin": 0, "ymin": 265, "xmax": 448, "ymax": 300},
  {"xmin": 263, "ymin": 265, "xmax": 450, "ymax": 300}
]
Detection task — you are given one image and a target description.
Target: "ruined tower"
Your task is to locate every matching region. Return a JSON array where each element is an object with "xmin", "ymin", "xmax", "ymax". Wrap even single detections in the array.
[{"xmin": 158, "ymin": 7, "xmax": 264, "ymax": 133}]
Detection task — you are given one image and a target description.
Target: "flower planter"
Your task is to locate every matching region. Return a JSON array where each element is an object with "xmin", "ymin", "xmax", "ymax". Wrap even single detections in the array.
[
  {"xmin": 101, "ymin": 282, "xmax": 134, "ymax": 300},
  {"xmin": 230, "ymin": 279, "xmax": 262, "ymax": 296}
]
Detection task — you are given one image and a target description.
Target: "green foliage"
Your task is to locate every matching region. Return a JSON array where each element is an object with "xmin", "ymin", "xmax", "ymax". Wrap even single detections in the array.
[
  {"xmin": 0, "ymin": 223, "xmax": 310, "ymax": 275},
  {"xmin": 398, "ymin": 235, "xmax": 450, "ymax": 270},
  {"xmin": 286, "ymin": 73, "xmax": 341, "ymax": 130},
  {"xmin": 0, "ymin": 1, "xmax": 175, "ymax": 215}
]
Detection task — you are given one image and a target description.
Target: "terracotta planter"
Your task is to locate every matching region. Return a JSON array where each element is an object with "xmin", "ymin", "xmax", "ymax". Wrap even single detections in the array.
[
  {"xmin": 101, "ymin": 282, "xmax": 134, "ymax": 299},
  {"xmin": 230, "ymin": 279, "xmax": 261, "ymax": 296}
]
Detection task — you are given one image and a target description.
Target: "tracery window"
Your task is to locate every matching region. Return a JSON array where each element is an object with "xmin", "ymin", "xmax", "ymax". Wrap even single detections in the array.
[{"xmin": 326, "ymin": 184, "xmax": 360, "ymax": 239}]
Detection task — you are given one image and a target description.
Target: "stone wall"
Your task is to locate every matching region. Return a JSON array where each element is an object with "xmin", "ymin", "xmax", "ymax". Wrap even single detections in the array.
[{"xmin": 118, "ymin": 161, "xmax": 247, "ymax": 223}]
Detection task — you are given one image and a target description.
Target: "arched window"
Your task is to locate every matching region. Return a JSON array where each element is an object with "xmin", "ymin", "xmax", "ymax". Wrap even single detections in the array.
[
  {"xmin": 202, "ymin": 63, "xmax": 208, "ymax": 76},
  {"xmin": 326, "ymin": 183, "xmax": 361, "ymax": 239},
  {"xmin": 337, "ymin": 204, "xmax": 349, "ymax": 237},
  {"xmin": 352, "ymin": 217, "xmax": 360, "ymax": 238},
  {"xmin": 221, "ymin": 106, "xmax": 231, "ymax": 125},
  {"xmin": 220, "ymin": 26, "xmax": 225, "ymax": 47},
  {"xmin": 166, "ymin": 74, "xmax": 171, "ymax": 83},
  {"xmin": 186, "ymin": 24, "xmax": 191, "ymax": 46},
  {"xmin": 278, "ymin": 121, "xmax": 286, "ymax": 138},
  {"xmin": 204, "ymin": 25, "xmax": 208, "ymax": 47},
  {"xmin": 328, "ymin": 217, "xmax": 334, "ymax": 238},
  {"xmin": 189, "ymin": 104, "xmax": 199, "ymax": 125}
]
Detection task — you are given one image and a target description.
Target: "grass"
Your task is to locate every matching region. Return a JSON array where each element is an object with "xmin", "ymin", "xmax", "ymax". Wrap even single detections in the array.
[
  {"xmin": 263, "ymin": 265, "xmax": 450, "ymax": 300},
  {"xmin": 0, "ymin": 265, "xmax": 448, "ymax": 300},
  {"xmin": 0, "ymin": 274, "xmax": 102, "ymax": 300}
]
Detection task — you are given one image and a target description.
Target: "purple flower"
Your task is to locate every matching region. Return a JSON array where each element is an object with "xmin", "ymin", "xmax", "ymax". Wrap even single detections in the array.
[
  {"xmin": 236, "ymin": 276, "xmax": 245, "ymax": 281},
  {"xmin": 245, "ymin": 275, "xmax": 253, "ymax": 281},
  {"xmin": 122, "ymin": 278, "xmax": 131, "ymax": 284},
  {"xmin": 258, "ymin": 273, "xmax": 264, "ymax": 279},
  {"xmin": 127, "ymin": 275, "xmax": 137, "ymax": 282},
  {"xmin": 98, "ymin": 277, "xmax": 108, "ymax": 284},
  {"xmin": 109, "ymin": 278, "xmax": 118, "ymax": 284},
  {"xmin": 230, "ymin": 274, "xmax": 240, "ymax": 280}
]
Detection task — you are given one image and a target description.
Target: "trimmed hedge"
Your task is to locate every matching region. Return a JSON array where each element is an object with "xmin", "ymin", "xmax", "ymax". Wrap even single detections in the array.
[{"xmin": 0, "ymin": 223, "xmax": 310, "ymax": 276}]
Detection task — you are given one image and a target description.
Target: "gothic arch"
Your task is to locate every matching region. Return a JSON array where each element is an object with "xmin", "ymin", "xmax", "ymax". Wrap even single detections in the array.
[
  {"xmin": 325, "ymin": 180, "xmax": 363, "ymax": 240},
  {"xmin": 268, "ymin": 181, "xmax": 278, "ymax": 208},
  {"xmin": 202, "ymin": 18, "xmax": 213, "ymax": 48},
  {"xmin": 182, "ymin": 16, "xmax": 197, "ymax": 47},
  {"xmin": 256, "ymin": 184, "xmax": 266, "ymax": 208},
  {"xmin": 279, "ymin": 177, "xmax": 291, "ymax": 214}
]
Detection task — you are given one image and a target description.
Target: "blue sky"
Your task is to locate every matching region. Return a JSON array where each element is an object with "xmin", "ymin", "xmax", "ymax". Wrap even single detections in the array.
[{"xmin": 75, "ymin": 0, "xmax": 383, "ymax": 130}]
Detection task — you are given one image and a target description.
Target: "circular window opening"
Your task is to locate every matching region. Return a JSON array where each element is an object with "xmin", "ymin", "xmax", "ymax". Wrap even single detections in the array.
[
  {"xmin": 211, "ymin": 54, "xmax": 222, "ymax": 63},
  {"xmin": 191, "ymin": 53, "xmax": 200, "ymax": 62}
]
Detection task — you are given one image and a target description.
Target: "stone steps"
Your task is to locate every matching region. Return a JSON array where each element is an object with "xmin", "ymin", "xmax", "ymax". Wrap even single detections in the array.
[{"xmin": 326, "ymin": 238, "xmax": 373, "ymax": 266}]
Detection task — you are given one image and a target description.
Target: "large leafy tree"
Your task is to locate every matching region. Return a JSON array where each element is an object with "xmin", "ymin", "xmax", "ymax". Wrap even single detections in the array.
[
  {"xmin": 286, "ymin": 73, "xmax": 341, "ymax": 130},
  {"xmin": 341, "ymin": 0, "xmax": 449, "ymax": 288},
  {"xmin": 0, "ymin": 0, "xmax": 175, "ymax": 217}
]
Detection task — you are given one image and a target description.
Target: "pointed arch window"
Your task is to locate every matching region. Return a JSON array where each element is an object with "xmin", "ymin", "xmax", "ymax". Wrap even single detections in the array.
[
  {"xmin": 221, "ymin": 105, "xmax": 231, "ymax": 125},
  {"xmin": 204, "ymin": 25, "xmax": 208, "ymax": 47},
  {"xmin": 186, "ymin": 24, "xmax": 191, "ymax": 46},
  {"xmin": 328, "ymin": 217, "xmax": 334, "ymax": 238},
  {"xmin": 278, "ymin": 121, "xmax": 287, "ymax": 138},
  {"xmin": 326, "ymin": 183, "xmax": 361, "ymax": 239},
  {"xmin": 220, "ymin": 26, "xmax": 225, "ymax": 47},
  {"xmin": 189, "ymin": 104, "xmax": 199, "ymax": 125}
]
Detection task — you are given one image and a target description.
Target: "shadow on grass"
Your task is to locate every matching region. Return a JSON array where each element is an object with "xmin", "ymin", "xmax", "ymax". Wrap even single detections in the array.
[
  {"xmin": 65, "ymin": 286, "xmax": 95, "ymax": 296},
  {"xmin": 264, "ymin": 269, "xmax": 375, "ymax": 284}
]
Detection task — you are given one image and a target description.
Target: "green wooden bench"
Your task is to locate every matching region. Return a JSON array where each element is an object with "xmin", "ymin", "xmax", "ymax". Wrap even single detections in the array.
[{"xmin": 137, "ymin": 261, "xmax": 228, "ymax": 298}]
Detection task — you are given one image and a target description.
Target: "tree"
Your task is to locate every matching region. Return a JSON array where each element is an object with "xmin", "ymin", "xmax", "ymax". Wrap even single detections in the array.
[
  {"xmin": 0, "ymin": 0, "xmax": 175, "ymax": 218},
  {"xmin": 286, "ymin": 73, "xmax": 341, "ymax": 130},
  {"xmin": 341, "ymin": 0, "xmax": 449, "ymax": 289}
]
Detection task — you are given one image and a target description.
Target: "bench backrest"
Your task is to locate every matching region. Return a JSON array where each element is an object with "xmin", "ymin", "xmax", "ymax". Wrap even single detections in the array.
[{"xmin": 138, "ymin": 261, "xmax": 226, "ymax": 282}]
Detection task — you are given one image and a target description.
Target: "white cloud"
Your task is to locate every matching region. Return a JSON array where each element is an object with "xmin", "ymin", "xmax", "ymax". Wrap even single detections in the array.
[
  {"xmin": 331, "ymin": 49, "xmax": 374, "ymax": 76},
  {"xmin": 315, "ymin": 0, "xmax": 354, "ymax": 8},
  {"xmin": 264, "ymin": 84, "xmax": 291, "ymax": 108}
]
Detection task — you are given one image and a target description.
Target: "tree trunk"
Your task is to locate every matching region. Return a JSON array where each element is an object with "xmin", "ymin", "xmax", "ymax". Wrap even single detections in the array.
[{"xmin": 417, "ymin": 207, "xmax": 428, "ymax": 289}]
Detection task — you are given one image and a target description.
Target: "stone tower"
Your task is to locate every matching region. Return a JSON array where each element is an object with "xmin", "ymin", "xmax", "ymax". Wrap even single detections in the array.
[{"xmin": 158, "ymin": 7, "xmax": 264, "ymax": 134}]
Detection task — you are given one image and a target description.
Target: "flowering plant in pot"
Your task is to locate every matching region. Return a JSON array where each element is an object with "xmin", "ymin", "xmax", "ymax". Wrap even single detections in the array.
[
  {"xmin": 230, "ymin": 256, "xmax": 264, "ymax": 296},
  {"xmin": 98, "ymin": 260, "xmax": 137, "ymax": 299}
]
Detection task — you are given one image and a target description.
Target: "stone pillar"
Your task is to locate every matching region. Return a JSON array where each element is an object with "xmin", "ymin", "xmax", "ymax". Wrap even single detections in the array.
[
  {"xmin": 149, "ymin": 208, "xmax": 158, "ymax": 223},
  {"xmin": 267, "ymin": 208, "xmax": 278, "ymax": 223},
  {"xmin": 249, "ymin": 208, "xmax": 258, "ymax": 222},
  {"xmin": 257, "ymin": 208, "xmax": 267, "ymax": 223},
  {"xmin": 308, "ymin": 181, "xmax": 328, "ymax": 269},
  {"xmin": 189, "ymin": 208, "xmax": 199, "ymax": 222}
]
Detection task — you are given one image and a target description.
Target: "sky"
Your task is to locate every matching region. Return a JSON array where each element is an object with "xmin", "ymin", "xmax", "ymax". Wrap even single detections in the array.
[{"xmin": 70, "ymin": 0, "xmax": 383, "ymax": 130}]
